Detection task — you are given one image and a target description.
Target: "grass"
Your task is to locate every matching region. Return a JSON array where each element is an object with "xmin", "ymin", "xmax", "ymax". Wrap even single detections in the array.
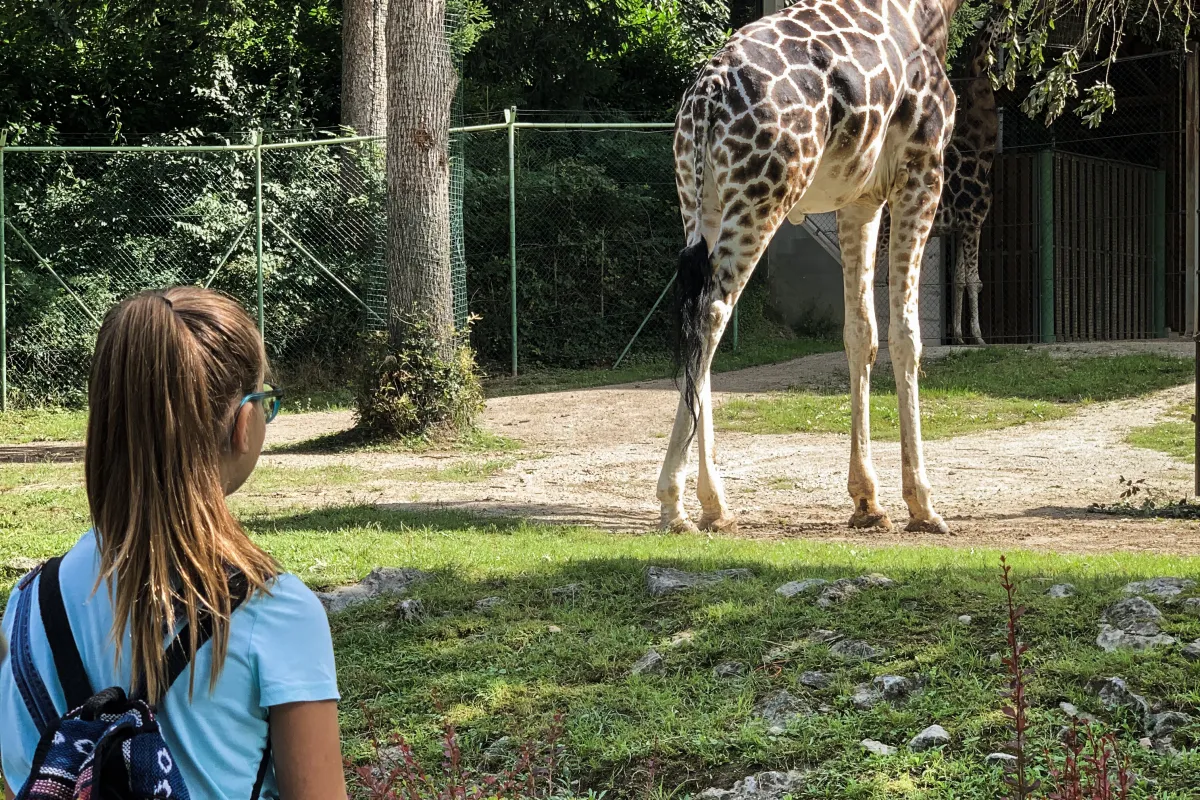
[
  {"xmin": 1, "ymin": 462, "xmax": 1198, "ymax": 799},
  {"xmin": 717, "ymin": 348, "xmax": 1194, "ymax": 441},
  {"xmin": 1127, "ymin": 404, "xmax": 1195, "ymax": 464},
  {"xmin": 267, "ymin": 425, "xmax": 522, "ymax": 456}
]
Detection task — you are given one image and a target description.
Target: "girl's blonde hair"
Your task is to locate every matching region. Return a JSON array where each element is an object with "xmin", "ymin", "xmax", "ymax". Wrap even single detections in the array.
[{"xmin": 86, "ymin": 287, "xmax": 278, "ymax": 703}]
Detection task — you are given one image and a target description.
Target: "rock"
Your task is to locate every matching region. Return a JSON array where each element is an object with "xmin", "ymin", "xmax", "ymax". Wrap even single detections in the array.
[
  {"xmin": 1123, "ymin": 578, "xmax": 1196, "ymax": 599},
  {"xmin": 631, "ymin": 649, "xmax": 664, "ymax": 675},
  {"xmin": 1183, "ymin": 641, "xmax": 1200, "ymax": 662},
  {"xmin": 713, "ymin": 661, "xmax": 746, "ymax": 679},
  {"xmin": 475, "ymin": 596, "xmax": 505, "ymax": 612},
  {"xmin": 550, "ymin": 583, "xmax": 583, "ymax": 600},
  {"xmin": 850, "ymin": 685, "xmax": 880, "ymax": 710},
  {"xmin": 394, "ymin": 599, "xmax": 425, "ymax": 622},
  {"xmin": 1184, "ymin": 598, "xmax": 1200, "ymax": 616},
  {"xmin": 1095, "ymin": 624, "xmax": 1176, "ymax": 653},
  {"xmin": 957, "ymin": 615, "xmax": 973, "ymax": 625},
  {"xmin": 776, "ymin": 578, "xmax": 828, "ymax": 598},
  {"xmin": 1060, "ymin": 701, "xmax": 1080, "ymax": 716},
  {"xmin": 1, "ymin": 556, "xmax": 40, "ymax": 576},
  {"xmin": 647, "ymin": 566, "xmax": 753, "ymax": 597},
  {"xmin": 1147, "ymin": 711, "xmax": 1191, "ymax": 739},
  {"xmin": 754, "ymin": 690, "xmax": 809, "ymax": 735},
  {"xmin": 908, "ymin": 724, "xmax": 951, "ymax": 752},
  {"xmin": 1152, "ymin": 738, "xmax": 1179, "ymax": 756},
  {"xmin": 697, "ymin": 771, "xmax": 807, "ymax": 800},
  {"xmin": 816, "ymin": 579, "xmax": 861, "ymax": 607},
  {"xmin": 1097, "ymin": 678, "xmax": 1150, "ymax": 721},
  {"xmin": 1104, "ymin": 597, "xmax": 1164, "ymax": 636},
  {"xmin": 666, "ymin": 631, "xmax": 695, "ymax": 649},
  {"xmin": 808, "ymin": 629, "xmax": 843, "ymax": 644},
  {"xmin": 482, "ymin": 736, "xmax": 515, "ymax": 767},
  {"xmin": 547, "ymin": 625, "xmax": 562, "ymax": 634},
  {"xmin": 1138, "ymin": 737, "xmax": 1154, "ymax": 750},
  {"xmin": 861, "ymin": 739, "xmax": 896, "ymax": 756},
  {"xmin": 873, "ymin": 675, "xmax": 914, "ymax": 701},
  {"xmin": 763, "ymin": 641, "xmax": 806, "ymax": 663},
  {"xmin": 316, "ymin": 567, "xmax": 431, "ymax": 614},
  {"xmin": 1047, "ymin": 584, "xmax": 1076, "ymax": 599},
  {"xmin": 986, "ymin": 753, "xmax": 1018, "ymax": 765},
  {"xmin": 798, "ymin": 671, "xmax": 832, "ymax": 690},
  {"xmin": 830, "ymin": 639, "xmax": 885, "ymax": 661},
  {"xmin": 1059, "ymin": 702, "xmax": 1099, "ymax": 725},
  {"xmin": 989, "ymin": 652, "xmax": 1003, "ymax": 665}
]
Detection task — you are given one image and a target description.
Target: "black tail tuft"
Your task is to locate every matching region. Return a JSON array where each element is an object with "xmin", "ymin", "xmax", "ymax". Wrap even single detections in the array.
[{"xmin": 672, "ymin": 239, "xmax": 714, "ymax": 442}]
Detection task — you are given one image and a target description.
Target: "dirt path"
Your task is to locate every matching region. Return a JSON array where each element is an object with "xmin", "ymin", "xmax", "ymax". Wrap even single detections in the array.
[{"xmin": 251, "ymin": 340, "xmax": 1200, "ymax": 556}]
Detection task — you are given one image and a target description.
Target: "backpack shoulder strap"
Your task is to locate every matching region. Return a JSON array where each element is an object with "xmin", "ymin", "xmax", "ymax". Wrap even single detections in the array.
[
  {"xmin": 37, "ymin": 555, "xmax": 95, "ymax": 712},
  {"xmin": 10, "ymin": 562, "xmax": 57, "ymax": 734}
]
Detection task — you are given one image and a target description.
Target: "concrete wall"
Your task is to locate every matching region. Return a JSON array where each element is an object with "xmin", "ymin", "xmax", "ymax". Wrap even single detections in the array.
[{"xmin": 763, "ymin": 213, "xmax": 946, "ymax": 347}]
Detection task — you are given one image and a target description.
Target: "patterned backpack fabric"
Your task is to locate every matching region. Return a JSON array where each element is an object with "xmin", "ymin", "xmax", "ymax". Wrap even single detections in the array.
[{"xmin": 9, "ymin": 556, "xmax": 269, "ymax": 800}]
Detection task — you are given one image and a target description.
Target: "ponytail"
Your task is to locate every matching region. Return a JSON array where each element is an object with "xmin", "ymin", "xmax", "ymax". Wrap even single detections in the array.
[{"xmin": 85, "ymin": 287, "xmax": 278, "ymax": 703}]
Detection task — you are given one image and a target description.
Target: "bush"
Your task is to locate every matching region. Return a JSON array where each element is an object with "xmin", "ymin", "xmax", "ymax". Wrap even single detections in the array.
[{"xmin": 353, "ymin": 317, "xmax": 484, "ymax": 441}]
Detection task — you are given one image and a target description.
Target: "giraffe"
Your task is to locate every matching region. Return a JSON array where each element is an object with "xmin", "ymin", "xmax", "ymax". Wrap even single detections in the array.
[
  {"xmin": 877, "ymin": 15, "xmax": 1001, "ymax": 345},
  {"xmin": 657, "ymin": 0, "xmax": 993, "ymax": 536}
]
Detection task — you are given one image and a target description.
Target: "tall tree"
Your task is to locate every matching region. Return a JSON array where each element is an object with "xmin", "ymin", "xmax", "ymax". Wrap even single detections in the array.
[
  {"xmin": 386, "ymin": 0, "xmax": 457, "ymax": 352},
  {"xmin": 341, "ymin": 0, "xmax": 388, "ymax": 136}
]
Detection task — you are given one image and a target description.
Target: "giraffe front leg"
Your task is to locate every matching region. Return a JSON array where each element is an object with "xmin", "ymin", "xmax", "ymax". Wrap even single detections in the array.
[
  {"xmin": 889, "ymin": 176, "xmax": 949, "ymax": 534},
  {"xmin": 839, "ymin": 201, "xmax": 891, "ymax": 530}
]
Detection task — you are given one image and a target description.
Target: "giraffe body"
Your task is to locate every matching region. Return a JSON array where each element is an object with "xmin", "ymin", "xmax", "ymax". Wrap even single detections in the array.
[{"xmin": 660, "ymin": 0, "xmax": 974, "ymax": 535}]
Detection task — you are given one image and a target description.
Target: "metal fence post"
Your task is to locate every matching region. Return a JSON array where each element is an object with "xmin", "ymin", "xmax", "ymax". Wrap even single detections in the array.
[
  {"xmin": 254, "ymin": 130, "xmax": 265, "ymax": 339},
  {"xmin": 1038, "ymin": 149, "xmax": 1055, "ymax": 343},
  {"xmin": 506, "ymin": 107, "xmax": 518, "ymax": 377},
  {"xmin": 1153, "ymin": 169, "xmax": 1167, "ymax": 338},
  {"xmin": 0, "ymin": 132, "xmax": 6, "ymax": 412}
]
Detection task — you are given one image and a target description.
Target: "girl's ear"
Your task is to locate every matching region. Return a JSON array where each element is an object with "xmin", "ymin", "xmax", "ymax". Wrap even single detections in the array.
[{"xmin": 231, "ymin": 402, "xmax": 254, "ymax": 455}]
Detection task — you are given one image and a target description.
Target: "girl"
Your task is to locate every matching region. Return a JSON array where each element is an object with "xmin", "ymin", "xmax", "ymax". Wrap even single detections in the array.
[{"xmin": 0, "ymin": 287, "xmax": 345, "ymax": 799}]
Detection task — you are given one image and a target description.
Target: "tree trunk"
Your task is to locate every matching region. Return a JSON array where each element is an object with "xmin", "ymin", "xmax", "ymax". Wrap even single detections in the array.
[
  {"xmin": 386, "ymin": 0, "xmax": 457, "ymax": 353},
  {"xmin": 342, "ymin": 0, "xmax": 388, "ymax": 137}
]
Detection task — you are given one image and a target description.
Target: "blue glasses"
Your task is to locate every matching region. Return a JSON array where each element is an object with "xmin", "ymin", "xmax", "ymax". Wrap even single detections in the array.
[{"xmin": 238, "ymin": 382, "xmax": 285, "ymax": 425}]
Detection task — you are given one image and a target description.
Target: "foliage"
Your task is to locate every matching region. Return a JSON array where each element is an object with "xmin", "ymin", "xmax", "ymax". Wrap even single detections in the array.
[
  {"xmin": 350, "ymin": 707, "xmax": 569, "ymax": 800},
  {"xmin": 353, "ymin": 317, "xmax": 485, "ymax": 440}
]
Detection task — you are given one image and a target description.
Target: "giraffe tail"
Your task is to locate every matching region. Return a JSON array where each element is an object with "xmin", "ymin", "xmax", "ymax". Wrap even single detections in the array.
[{"xmin": 672, "ymin": 238, "xmax": 713, "ymax": 443}]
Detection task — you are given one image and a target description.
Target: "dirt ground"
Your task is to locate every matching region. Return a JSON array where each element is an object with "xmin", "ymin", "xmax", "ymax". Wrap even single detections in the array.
[{"xmin": 251, "ymin": 339, "xmax": 1200, "ymax": 557}]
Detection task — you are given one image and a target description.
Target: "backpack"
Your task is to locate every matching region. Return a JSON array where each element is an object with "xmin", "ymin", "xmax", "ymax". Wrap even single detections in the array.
[{"xmin": 8, "ymin": 555, "xmax": 271, "ymax": 800}]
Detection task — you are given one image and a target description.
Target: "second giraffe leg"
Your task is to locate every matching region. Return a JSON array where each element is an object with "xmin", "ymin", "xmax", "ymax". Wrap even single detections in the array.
[
  {"xmin": 962, "ymin": 227, "xmax": 985, "ymax": 345},
  {"xmin": 951, "ymin": 235, "xmax": 967, "ymax": 345},
  {"xmin": 889, "ymin": 173, "xmax": 949, "ymax": 534}
]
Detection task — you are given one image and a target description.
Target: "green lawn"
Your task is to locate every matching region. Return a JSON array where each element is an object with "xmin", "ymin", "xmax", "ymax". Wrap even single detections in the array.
[
  {"xmin": 718, "ymin": 349, "xmax": 1194, "ymax": 441},
  {"xmin": 1128, "ymin": 404, "xmax": 1195, "ymax": 464},
  {"xmin": 1, "ymin": 462, "xmax": 1197, "ymax": 799}
]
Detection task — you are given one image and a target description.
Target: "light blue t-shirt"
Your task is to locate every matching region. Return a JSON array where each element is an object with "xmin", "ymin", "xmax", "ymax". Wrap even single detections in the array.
[{"xmin": 0, "ymin": 530, "xmax": 340, "ymax": 800}]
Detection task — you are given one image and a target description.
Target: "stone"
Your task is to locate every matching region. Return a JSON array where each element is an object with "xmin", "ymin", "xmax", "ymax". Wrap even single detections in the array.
[
  {"xmin": 1122, "ymin": 578, "xmax": 1196, "ymax": 599},
  {"xmin": 482, "ymin": 736, "xmax": 515, "ymax": 767},
  {"xmin": 316, "ymin": 567, "xmax": 431, "ymax": 614},
  {"xmin": 1059, "ymin": 702, "xmax": 1099, "ymax": 725},
  {"xmin": 861, "ymin": 739, "xmax": 896, "ymax": 756},
  {"xmin": 475, "ymin": 596, "xmax": 505, "ymax": 612},
  {"xmin": 855, "ymin": 573, "xmax": 897, "ymax": 589},
  {"xmin": 1184, "ymin": 598, "xmax": 1200, "ymax": 616},
  {"xmin": 547, "ymin": 625, "xmax": 562, "ymax": 634},
  {"xmin": 776, "ymin": 579, "xmax": 828, "ymax": 598},
  {"xmin": 1047, "ymin": 584, "xmax": 1076, "ymax": 599},
  {"xmin": 850, "ymin": 685, "xmax": 880, "ymax": 710},
  {"xmin": 1138, "ymin": 737, "xmax": 1154, "ymax": 750},
  {"xmin": 1147, "ymin": 711, "xmax": 1191, "ymax": 739},
  {"xmin": 666, "ymin": 631, "xmax": 695, "ymax": 649},
  {"xmin": 1104, "ymin": 597, "xmax": 1164, "ymax": 636},
  {"xmin": 816, "ymin": 579, "xmax": 861, "ymax": 607},
  {"xmin": 830, "ymin": 639, "xmax": 885, "ymax": 661},
  {"xmin": 1183, "ymin": 641, "xmax": 1200, "ymax": 662},
  {"xmin": 1097, "ymin": 678, "xmax": 1150, "ymax": 721},
  {"xmin": 989, "ymin": 652, "xmax": 1003, "ymax": 665},
  {"xmin": 808, "ymin": 629, "xmax": 843, "ymax": 644},
  {"xmin": 550, "ymin": 583, "xmax": 583, "ymax": 600},
  {"xmin": 697, "ymin": 771, "xmax": 807, "ymax": 800},
  {"xmin": 1, "ymin": 556, "xmax": 40, "ymax": 576},
  {"xmin": 646, "ymin": 566, "xmax": 753, "ymax": 597},
  {"xmin": 754, "ymin": 690, "xmax": 810, "ymax": 735},
  {"xmin": 958, "ymin": 615, "xmax": 973, "ymax": 625},
  {"xmin": 797, "ymin": 671, "xmax": 832, "ymax": 690},
  {"xmin": 394, "ymin": 599, "xmax": 425, "ymax": 622},
  {"xmin": 908, "ymin": 724, "xmax": 951, "ymax": 751},
  {"xmin": 986, "ymin": 753, "xmax": 1018, "ymax": 765},
  {"xmin": 713, "ymin": 661, "xmax": 746, "ymax": 679},
  {"xmin": 873, "ymin": 675, "xmax": 914, "ymax": 701},
  {"xmin": 631, "ymin": 649, "xmax": 664, "ymax": 675},
  {"xmin": 763, "ymin": 641, "xmax": 806, "ymax": 663},
  {"xmin": 1095, "ymin": 625, "xmax": 1176, "ymax": 653},
  {"xmin": 1152, "ymin": 738, "xmax": 1179, "ymax": 756}
]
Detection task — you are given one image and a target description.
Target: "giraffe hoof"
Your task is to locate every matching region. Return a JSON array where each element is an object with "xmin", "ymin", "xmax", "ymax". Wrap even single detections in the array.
[
  {"xmin": 905, "ymin": 516, "xmax": 951, "ymax": 535},
  {"xmin": 973, "ymin": 338, "xmax": 986, "ymax": 347},
  {"xmin": 848, "ymin": 508, "xmax": 892, "ymax": 529},
  {"xmin": 699, "ymin": 513, "xmax": 739, "ymax": 533},
  {"xmin": 661, "ymin": 515, "xmax": 700, "ymax": 533}
]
